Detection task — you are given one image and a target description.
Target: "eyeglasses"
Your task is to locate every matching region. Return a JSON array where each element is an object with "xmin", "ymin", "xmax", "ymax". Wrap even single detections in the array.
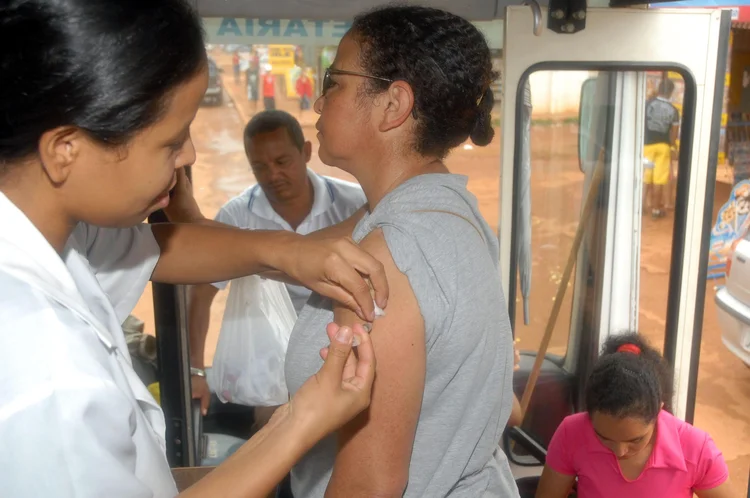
[
  {"xmin": 321, "ymin": 67, "xmax": 417, "ymax": 119},
  {"xmin": 322, "ymin": 67, "xmax": 392, "ymax": 96}
]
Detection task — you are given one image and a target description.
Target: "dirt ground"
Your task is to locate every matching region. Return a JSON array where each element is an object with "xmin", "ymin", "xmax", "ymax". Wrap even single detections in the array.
[{"xmin": 132, "ymin": 50, "xmax": 750, "ymax": 495}]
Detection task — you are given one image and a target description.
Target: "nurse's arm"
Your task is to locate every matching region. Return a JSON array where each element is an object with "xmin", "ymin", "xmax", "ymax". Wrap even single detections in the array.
[
  {"xmin": 179, "ymin": 404, "xmax": 313, "ymax": 498},
  {"xmin": 535, "ymin": 465, "xmax": 576, "ymax": 498},
  {"xmin": 694, "ymin": 481, "xmax": 733, "ymax": 498},
  {"xmin": 161, "ymin": 168, "xmax": 370, "ymax": 287},
  {"xmin": 324, "ymin": 229, "xmax": 426, "ymax": 498},
  {"xmin": 170, "ymin": 206, "xmax": 367, "ymax": 245},
  {"xmin": 181, "ymin": 323, "xmax": 376, "ymax": 498},
  {"xmin": 254, "ymin": 206, "xmax": 368, "ymax": 284},
  {"xmin": 149, "ymin": 223, "xmax": 387, "ymax": 321},
  {"xmin": 163, "ymin": 168, "xmax": 367, "ymax": 239}
]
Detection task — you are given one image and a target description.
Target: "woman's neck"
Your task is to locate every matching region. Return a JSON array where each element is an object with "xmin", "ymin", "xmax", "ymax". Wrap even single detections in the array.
[
  {"xmin": 1, "ymin": 172, "xmax": 75, "ymax": 254},
  {"xmin": 355, "ymin": 153, "xmax": 448, "ymax": 209}
]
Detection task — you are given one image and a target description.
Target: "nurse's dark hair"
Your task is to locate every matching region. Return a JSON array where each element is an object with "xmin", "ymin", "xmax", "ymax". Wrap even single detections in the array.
[
  {"xmin": 0, "ymin": 0, "xmax": 206, "ymax": 166},
  {"xmin": 244, "ymin": 110, "xmax": 306, "ymax": 152},
  {"xmin": 586, "ymin": 332, "xmax": 674, "ymax": 422},
  {"xmin": 350, "ymin": 5, "xmax": 497, "ymax": 158}
]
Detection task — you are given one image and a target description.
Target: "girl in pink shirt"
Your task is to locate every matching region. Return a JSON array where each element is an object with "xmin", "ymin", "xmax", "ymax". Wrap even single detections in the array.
[{"xmin": 536, "ymin": 333, "xmax": 731, "ymax": 498}]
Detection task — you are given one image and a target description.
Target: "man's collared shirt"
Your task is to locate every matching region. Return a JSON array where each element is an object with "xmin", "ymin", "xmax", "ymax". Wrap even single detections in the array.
[{"xmin": 212, "ymin": 169, "xmax": 366, "ymax": 313}]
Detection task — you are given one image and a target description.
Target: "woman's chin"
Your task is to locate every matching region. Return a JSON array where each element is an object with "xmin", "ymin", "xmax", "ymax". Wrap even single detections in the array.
[
  {"xmin": 317, "ymin": 146, "xmax": 357, "ymax": 177},
  {"xmin": 316, "ymin": 147, "xmax": 337, "ymax": 168}
]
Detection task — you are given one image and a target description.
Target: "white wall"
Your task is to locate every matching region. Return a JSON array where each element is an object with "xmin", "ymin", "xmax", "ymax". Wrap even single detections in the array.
[{"xmin": 528, "ymin": 70, "xmax": 595, "ymax": 118}]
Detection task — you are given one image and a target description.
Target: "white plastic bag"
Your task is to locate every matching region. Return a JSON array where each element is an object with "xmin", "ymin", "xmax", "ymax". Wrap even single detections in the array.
[{"xmin": 207, "ymin": 275, "xmax": 297, "ymax": 406}]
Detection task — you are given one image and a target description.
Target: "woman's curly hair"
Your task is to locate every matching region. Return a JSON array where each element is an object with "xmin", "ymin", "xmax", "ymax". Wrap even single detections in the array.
[{"xmin": 350, "ymin": 5, "xmax": 497, "ymax": 158}]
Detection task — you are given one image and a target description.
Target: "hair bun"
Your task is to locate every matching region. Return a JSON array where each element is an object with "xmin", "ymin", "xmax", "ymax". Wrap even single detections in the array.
[{"xmin": 469, "ymin": 87, "xmax": 495, "ymax": 147}]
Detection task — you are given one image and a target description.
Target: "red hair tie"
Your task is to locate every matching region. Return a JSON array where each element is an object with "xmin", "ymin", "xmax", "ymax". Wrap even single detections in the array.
[{"xmin": 617, "ymin": 344, "xmax": 641, "ymax": 355}]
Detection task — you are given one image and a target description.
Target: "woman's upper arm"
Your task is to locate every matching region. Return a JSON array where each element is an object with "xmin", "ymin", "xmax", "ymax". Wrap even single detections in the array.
[
  {"xmin": 535, "ymin": 465, "xmax": 577, "ymax": 498},
  {"xmin": 545, "ymin": 417, "xmax": 576, "ymax": 475},
  {"xmin": 692, "ymin": 433, "xmax": 730, "ymax": 496},
  {"xmin": 536, "ymin": 417, "xmax": 578, "ymax": 497},
  {"xmin": 326, "ymin": 229, "xmax": 426, "ymax": 498},
  {"xmin": 694, "ymin": 481, "xmax": 733, "ymax": 498}
]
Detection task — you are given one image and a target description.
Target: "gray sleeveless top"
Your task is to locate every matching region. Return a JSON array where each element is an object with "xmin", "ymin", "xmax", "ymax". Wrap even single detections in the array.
[{"xmin": 284, "ymin": 173, "xmax": 519, "ymax": 497}]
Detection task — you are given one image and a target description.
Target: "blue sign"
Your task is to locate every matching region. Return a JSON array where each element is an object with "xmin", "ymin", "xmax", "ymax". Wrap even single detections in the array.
[
  {"xmin": 205, "ymin": 18, "xmax": 352, "ymax": 45},
  {"xmin": 204, "ymin": 17, "xmax": 503, "ymax": 49}
]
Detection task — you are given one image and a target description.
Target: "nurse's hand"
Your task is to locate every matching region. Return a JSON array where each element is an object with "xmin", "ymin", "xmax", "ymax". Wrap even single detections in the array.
[
  {"xmin": 281, "ymin": 235, "xmax": 388, "ymax": 322},
  {"xmin": 179, "ymin": 323, "xmax": 374, "ymax": 498},
  {"xmin": 285, "ymin": 323, "xmax": 375, "ymax": 445},
  {"xmin": 163, "ymin": 168, "xmax": 204, "ymax": 224},
  {"xmin": 159, "ymin": 169, "xmax": 388, "ymax": 320}
]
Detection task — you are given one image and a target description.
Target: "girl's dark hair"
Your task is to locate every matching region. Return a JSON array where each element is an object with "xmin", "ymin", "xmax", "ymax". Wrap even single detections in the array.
[
  {"xmin": 586, "ymin": 332, "xmax": 674, "ymax": 422},
  {"xmin": 0, "ymin": 0, "xmax": 206, "ymax": 165},
  {"xmin": 350, "ymin": 5, "xmax": 497, "ymax": 158}
]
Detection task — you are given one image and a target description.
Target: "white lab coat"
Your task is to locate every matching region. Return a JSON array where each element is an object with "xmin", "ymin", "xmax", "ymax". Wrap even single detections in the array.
[{"xmin": 0, "ymin": 192, "xmax": 178, "ymax": 497}]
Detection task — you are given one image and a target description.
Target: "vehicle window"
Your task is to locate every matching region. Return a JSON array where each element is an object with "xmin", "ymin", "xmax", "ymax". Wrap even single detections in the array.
[
  {"xmin": 512, "ymin": 69, "xmax": 602, "ymax": 361},
  {"xmin": 506, "ymin": 68, "xmax": 692, "ymax": 467},
  {"xmin": 511, "ymin": 69, "xmax": 687, "ymax": 362},
  {"xmin": 131, "ymin": 18, "xmax": 504, "ymax": 371}
]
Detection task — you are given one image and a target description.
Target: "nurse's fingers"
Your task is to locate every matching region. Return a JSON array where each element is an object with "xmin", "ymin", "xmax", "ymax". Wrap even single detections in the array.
[
  {"xmin": 330, "ymin": 238, "xmax": 389, "ymax": 312},
  {"xmin": 287, "ymin": 235, "xmax": 386, "ymax": 322},
  {"xmin": 345, "ymin": 325, "xmax": 375, "ymax": 392},
  {"xmin": 174, "ymin": 167, "xmax": 190, "ymax": 187},
  {"xmin": 318, "ymin": 325, "xmax": 355, "ymax": 380},
  {"xmin": 319, "ymin": 324, "xmax": 373, "ymax": 390},
  {"xmin": 319, "ymin": 269, "xmax": 372, "ymax": 322},
  {"xmin": 320, "ymin": 323, "xmax": 359, "ymax": 378}
]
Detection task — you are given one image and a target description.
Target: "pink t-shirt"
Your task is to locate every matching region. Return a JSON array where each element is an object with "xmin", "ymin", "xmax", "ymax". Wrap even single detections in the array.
[{"xmin": 546, "ymin": 411, "xmax": 728, "ymax": 498}]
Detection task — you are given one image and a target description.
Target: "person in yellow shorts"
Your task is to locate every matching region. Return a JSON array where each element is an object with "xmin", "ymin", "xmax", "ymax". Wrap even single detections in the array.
[{"xmin": 644, "ymin": 79, "xmax": 680, "ymax": 218}]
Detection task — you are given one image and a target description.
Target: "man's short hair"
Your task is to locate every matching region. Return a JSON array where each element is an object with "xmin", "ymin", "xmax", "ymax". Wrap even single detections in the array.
[
  {"xmin": 243, "ymin": 110, "xmax": 305, "ymax": 151},
  {"xmin": 658, "ymin": 79, "xmax": 675, "ymax": 97}
]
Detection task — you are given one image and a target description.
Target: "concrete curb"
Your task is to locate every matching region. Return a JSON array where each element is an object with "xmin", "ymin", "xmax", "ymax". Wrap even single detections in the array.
[{"xmin": 222, "ymin": 79, "xmax": 252, "ymax": 127}]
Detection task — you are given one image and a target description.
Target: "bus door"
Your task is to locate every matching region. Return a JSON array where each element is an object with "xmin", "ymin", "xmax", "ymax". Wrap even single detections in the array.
[{"xmin": 501, "ymin": 6, "xmax": 731, "ymax": 467}]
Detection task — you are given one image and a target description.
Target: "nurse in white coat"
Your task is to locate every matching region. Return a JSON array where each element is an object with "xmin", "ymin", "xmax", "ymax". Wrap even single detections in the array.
[{"xmin": 0, "ymin": 0, "xmax": 386, "ymax": 496}]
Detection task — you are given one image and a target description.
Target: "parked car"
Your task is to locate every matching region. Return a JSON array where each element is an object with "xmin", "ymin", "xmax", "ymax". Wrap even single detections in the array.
[
  {"xmin": 201, "ymin": 57, "xmax": 223, "ymax": 106},
  {"xmin": 715, "ymin": 237, "xmax": 750, "ymax": 367}
]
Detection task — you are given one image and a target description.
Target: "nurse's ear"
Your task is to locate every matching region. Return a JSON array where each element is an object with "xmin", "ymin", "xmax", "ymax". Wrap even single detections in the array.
[{"xmin": 37, "ymin": 126, "xmax": 84, "ymax": 185}]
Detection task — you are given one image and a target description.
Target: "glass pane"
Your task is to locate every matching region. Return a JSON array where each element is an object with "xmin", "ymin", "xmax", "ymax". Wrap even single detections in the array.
[
  {"xmin": 509, "ymin": 70, "xmax": 693, "ymax": 464},
  {"xmin": 513, "ymin": 69, "xmax": 602, "ymax": 360},
  {"xmin": 131, "ymin": 19, "xmax": 504, "ymax": 370},
  {"xmin": 509, "ymin": 70, "xmax": 616, "ymax": 462},
  {"xmin": 512, "ymin": 70, "xmax": 688, "ymax": 360},
  {"xmin": 638, "ymin": 71, "xmax": 685, "ymax": 356}
]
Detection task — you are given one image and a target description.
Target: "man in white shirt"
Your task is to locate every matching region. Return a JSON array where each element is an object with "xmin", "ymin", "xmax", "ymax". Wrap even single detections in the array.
[{"xmin": 189, "ymin": 110, "xmax": 365, "ymax": 420}]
